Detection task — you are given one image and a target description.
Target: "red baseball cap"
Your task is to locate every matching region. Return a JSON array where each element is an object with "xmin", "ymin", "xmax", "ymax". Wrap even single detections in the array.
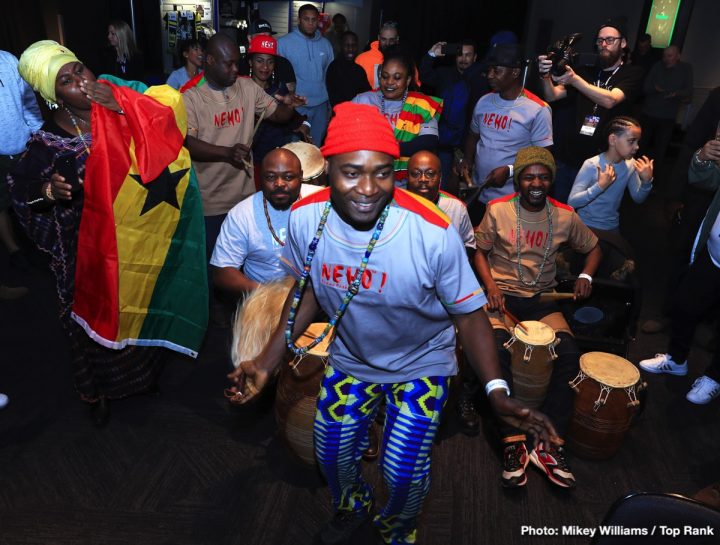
[{"xmin": 248, "ymin": 35, "xmax": 277, "ymax": 55}]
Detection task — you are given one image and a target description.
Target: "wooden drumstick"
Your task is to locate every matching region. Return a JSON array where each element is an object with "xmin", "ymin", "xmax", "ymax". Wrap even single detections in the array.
[
  {"xmin": 539, "ymin": 292, "xmax": 576, "ymax": 301},
  {"xmin": 503, "ymin": 308, "xmax": 529, "ymax": 335}
]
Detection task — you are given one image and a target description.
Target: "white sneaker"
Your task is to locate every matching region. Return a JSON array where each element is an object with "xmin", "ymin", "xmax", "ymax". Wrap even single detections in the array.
[
  {"xmin": 0, "ymin": 393, "xmax": 8, "ymax": 409},
  {"xmin": 686, "ymin": 376, "xmax": 720, "ymax": 405},
  {"xmin": 638, "ymin": 353, "xmax": 688, "ymax": 376}
]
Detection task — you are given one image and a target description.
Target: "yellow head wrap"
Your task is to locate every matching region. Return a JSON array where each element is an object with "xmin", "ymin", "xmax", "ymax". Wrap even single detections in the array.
[{"xmin": 18, "ymin": 40, "xmax": 80, "ymax": 107}]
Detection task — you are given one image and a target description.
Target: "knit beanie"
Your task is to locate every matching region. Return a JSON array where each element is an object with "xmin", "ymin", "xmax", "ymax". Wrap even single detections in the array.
[
  {"xmin": 513, "ymin": 146, "xmax": 556, "ymax": 188},
  {"xmin": 321, "ymin": 102, "xmax": 400, "ymax": 159}
]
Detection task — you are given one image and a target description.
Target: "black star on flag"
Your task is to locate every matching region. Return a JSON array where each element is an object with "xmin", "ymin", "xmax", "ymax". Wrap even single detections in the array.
[{"xmin": 130, "ymin": 167, "xmax": 189, "ymax": 216}]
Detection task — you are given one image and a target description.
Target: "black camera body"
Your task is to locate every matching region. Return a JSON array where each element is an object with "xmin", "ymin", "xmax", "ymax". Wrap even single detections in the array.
[{"xmin": 546, "ymin": 33, "xmax": 582, "ymax": 77}]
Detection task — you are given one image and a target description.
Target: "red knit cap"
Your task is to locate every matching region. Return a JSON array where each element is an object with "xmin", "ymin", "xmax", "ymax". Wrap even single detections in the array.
[{"xmin": 321, "ymin": 102, "xmax": 400, "ymax": 159}]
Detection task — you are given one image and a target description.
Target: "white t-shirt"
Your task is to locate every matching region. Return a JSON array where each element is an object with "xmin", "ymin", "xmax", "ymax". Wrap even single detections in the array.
[
  {"xmin": 281, "ymin": 187, "xmax": 487, "ymax": 383},
  {"xmin": 437, "ymin": 191, "xmax": 476, "ymax": 250},
  {"xmin": 210, "ymin": 184, "xmax": 321, "ymax": 283},
  {"xmin": 470, "ymin": 90, "xmax": 553, "ymax": 203}
]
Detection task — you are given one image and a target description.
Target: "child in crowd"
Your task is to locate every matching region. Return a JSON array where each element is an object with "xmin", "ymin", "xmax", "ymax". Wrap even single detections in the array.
[{"xmin": 568, "ymin": 116, "xmax": 654, "ymax": 232}]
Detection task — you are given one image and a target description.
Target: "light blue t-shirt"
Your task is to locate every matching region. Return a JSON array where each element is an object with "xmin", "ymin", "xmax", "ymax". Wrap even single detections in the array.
[
  {"xmin": 281, "ymin": 188, "xmax": 487, "ymax": 383},
  {"xmin": 166, "ymin": 67, "xmax": 190, "ymax": 90},
  {"xmin": 568, "ymin": 153, "xmax": 652, "ymax": 231},
  {"xmin": 210, "ymin": 185, "xmax": 320, "ymax": 283},
  {"xmin": 469, "ymin": 90, "xmax": 553, "ymax": 203},
  {"xmin": 0, "ymin": 51, "xmax": 43, "ymax": 155}
]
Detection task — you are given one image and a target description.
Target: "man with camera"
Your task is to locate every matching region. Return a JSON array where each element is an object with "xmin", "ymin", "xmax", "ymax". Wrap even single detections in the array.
[
  {"xmin": 538, "ymin": 19, "xmax": 643, "ymax": 203},
  {"xmin": 420, "ymin": 40, "xmax": 478, "ymax": 186}
]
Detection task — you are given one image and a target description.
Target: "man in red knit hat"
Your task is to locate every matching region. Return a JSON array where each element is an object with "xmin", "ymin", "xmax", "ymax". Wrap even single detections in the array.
[{"xmin": 228, "ymin": 102, "xmax": 560, "ymax": 545}]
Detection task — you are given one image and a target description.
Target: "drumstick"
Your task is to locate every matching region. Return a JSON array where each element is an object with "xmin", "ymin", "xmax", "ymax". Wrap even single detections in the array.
[
  {"xmin": 503, "ymin": 308, "xmax": 529, "ymax": 335},
  {"xmin": 240, "ymin": 108, "xmax": 268, "ymax": 172},
  {"xmin": 539, "ymin": 292, "xmax": 576, "ymax": 301}
]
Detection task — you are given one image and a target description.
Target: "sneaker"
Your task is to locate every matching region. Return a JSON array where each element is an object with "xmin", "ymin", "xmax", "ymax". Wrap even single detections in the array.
[
  {"xmin": 319, "ymin": 510, "xmax": 370, "ymax": 545},
  {"xmin": 639, "ymin": 353, "xmax": 688, "ymax": 376},
  {"xmin": 456, "ymin": 397, "xmax": 480, "ymax": 436},
  {"xmin": 501, "ymin": 441, "xmax": 529, "ymax": 488},
  {"xmin": 686, "ymin": 376, "xmax": 720, "ymax": 405},
  {"xmin": 529, "ymin": 441, "xmax": 576, "ymax": 488}
]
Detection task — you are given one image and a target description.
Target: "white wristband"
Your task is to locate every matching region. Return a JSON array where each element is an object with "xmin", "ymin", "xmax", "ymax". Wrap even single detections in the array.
[
  {"xmin": 578, "ymin": 273, "xmax": 593, "ymax": 284},
  {"xmin": 485, "ymin": 379, "xmax": 510, "ymax": 397},
  {"xmin": 428, "ymin": 50, "xmax": 437, "ymax": 58},
  {"xmin": 302, "ymin": 120, "xmax": 311, "ymax": 128}
]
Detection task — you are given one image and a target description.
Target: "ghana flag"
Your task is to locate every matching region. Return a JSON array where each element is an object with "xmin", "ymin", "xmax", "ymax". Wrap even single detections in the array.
[{"xmin": 71, "ymin": 77, "xmax": 208, "ymax": 358}]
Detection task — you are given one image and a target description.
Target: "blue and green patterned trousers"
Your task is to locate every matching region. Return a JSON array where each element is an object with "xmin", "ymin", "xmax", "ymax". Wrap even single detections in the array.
[{"xmin": 314, "ymin": 365, "xmax": 450, "ymax": 545}]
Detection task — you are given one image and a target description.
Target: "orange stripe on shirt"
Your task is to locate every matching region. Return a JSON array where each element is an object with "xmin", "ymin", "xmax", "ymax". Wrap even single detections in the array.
[
  {"xmin": 292, "ymin": 187, "xmax": 331, "ymax": 211},
  {"xmin": 393, "ymin": 188, "xmax": 450, "ymax": 228}
]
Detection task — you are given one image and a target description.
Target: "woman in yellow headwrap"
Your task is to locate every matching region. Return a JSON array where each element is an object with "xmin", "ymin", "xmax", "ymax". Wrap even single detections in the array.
[{"xmin": 8, "ymin": 41, "xmax": 162, "ymax": 426}]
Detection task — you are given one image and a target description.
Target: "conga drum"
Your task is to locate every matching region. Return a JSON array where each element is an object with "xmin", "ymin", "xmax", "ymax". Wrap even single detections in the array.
[
  {"xmin": 568, "ymin": 352, "xmax": 644, "ymax": 460},
  {"xmin": 275, "ymin": 323, "xmax": 334, "ymax": 466},
  {"xmin": 503, "ymin": 321, "xmax": 559, "ymax": 408}
]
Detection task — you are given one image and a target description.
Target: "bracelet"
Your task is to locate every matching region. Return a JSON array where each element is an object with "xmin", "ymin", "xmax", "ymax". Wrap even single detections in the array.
[
  {"xmin": 507, "ymin": 164, "xmax": 514, "ymax": 178},
  {"xmin": 302, "ymin": 120, "xmax": 311, "ymax": 128},
  {"xmin": 578, "ymin": 273, "xmax": 593, "ymax": 284},
  {"xmin": 693, "ymin": 149, "xmax": 712, "ymax": 168},
  {"xmin": 44, "ymin": 182, "xmax": 55, "ymax": 201},
  {"xmin": 485, "ymin": 378, "xmax": 510, "ymax": 397}
]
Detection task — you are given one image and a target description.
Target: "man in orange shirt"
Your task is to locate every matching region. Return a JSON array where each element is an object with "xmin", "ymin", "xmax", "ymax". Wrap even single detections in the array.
[{"xmin": 355, "ymin": 20, "xmax": 419, "ymax": 90}]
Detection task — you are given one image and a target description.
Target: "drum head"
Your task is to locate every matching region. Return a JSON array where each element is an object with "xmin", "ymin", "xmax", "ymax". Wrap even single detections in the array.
[
  {"xmin": 579, "ymin": 351, "xmax": 639, "ymax": 388},
  {"xmin": 573, "ymin": 306, "xmax": 604, "ymax": 324},
  {"xmin": 295, "ymin": 323, "xmax": 335, "ymax": 357},
  {"xmin": 514, "ymin": 320, "xmax": 555, "ymax": 345}
]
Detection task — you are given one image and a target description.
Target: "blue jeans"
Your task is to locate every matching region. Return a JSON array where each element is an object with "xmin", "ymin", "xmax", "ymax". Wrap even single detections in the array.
[{"xmin": 297, "ymin": 102, "xmax": 330, "ymax": 145}]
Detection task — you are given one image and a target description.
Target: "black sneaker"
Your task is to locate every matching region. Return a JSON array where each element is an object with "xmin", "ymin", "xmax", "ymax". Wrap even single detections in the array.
[
  {"xmin": 501, "ymin": 441, "xmax": 529, "ymax": 488},
  {"xmin": 319, "ymin": 510, "xmax": 370, "ymax": 545},
  {"xmin": 456, "ymin": 397, "xmax": 480, "ymax": 436},
  {"xmin": 529, "ymin": 441, "xmax": 576, "ymax": 488}
]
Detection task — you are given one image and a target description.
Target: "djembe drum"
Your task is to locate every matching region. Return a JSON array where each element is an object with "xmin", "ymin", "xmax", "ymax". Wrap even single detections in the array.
[
  {"xmin": 568, "ymin": 352, "xmax": 644, "ymax": 459},
  {"xmin": 275, "ymin": 323, "xmax": 334, "ymax": 466},
  {"xmin": 504, "ymin": 321, "xmax": 559, "ymax": 408}
]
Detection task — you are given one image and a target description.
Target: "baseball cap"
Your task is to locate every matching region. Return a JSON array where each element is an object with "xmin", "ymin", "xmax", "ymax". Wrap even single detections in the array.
[
  {"xmin": 248, "ymin": 35, "xmax": 277, "ymax": 56},
  {"xmin": 250, "ymin": 18, "xmax": 276, "ymax": 35}
]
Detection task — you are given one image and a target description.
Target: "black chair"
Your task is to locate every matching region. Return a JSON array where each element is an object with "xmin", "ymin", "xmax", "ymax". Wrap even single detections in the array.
[{"xmin": 592, "ymin": 492, "xmax": 720, "ymax": 544}]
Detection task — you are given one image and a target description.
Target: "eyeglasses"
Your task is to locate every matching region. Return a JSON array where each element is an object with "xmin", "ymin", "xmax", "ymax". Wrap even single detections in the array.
[{"xmin": 596, "ymin": 36, "xmax": 621, "ymax": 46}]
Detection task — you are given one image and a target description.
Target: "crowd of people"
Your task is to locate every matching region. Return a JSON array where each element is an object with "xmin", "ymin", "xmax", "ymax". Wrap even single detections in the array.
[{"xmin": 2, "ymin": 4, "xmax": 719, "ymax": 544}]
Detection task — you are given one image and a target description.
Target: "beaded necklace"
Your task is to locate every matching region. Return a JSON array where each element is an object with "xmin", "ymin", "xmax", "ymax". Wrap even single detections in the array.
[
  {"xmin": 285, "ymin": 200, "xmax": 390, "ymax": 355},
  {"xmin": 379, "ymin": 89, "xmax": 408, "ymax": 119},
  {"xmin": 515, "ymin": 197, "xmax": 553, "ymax": 287},
  {"xmin": 263, "ymin": 196, "xmax": 286, "ymax": 247},
  {"xmin": 64, "ymin": 107, "xmax": 91, "ymax": 155}
]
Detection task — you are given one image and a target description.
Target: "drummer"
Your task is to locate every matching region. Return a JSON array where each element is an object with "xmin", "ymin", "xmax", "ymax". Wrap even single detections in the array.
[
  {"xmin": 210, "ymin": 147, "xmax": 321, "ymax": 297},
  {"xmin": 228, "ymin": 103, "xmax": 561, "ymax": 545},
  {"xmin": 474, "ymin": 146, "xmax": 601, "ymax": 489}
]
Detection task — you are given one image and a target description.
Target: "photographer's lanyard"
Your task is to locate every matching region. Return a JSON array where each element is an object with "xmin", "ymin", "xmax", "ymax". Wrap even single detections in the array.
[
  {"xmin": 592, "ymin": 63, "xmax": 622, "ymax": 114},
  {"xmin": 580, "ymin": 62, "xmax": 622, "ymax": 136}
]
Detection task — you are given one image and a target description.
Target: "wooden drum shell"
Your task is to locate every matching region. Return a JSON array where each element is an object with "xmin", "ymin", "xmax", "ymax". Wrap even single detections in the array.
[{"xmin": 568, "ymin": 352, "xmax": 642, "ymax": 460}]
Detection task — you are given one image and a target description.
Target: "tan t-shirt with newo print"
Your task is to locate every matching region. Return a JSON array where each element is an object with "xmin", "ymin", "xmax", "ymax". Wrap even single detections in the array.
[
  {"xmin": 183, "ymin": 77, "xmax": 278, "ymax": 216},
  {"xmin": 475, "ymin": 193, "xmax": 598, "ymax": 297}
]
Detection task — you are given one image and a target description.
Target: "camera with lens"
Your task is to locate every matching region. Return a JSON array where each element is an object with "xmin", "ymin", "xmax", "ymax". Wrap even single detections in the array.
[{"xmin": 545, "ymin": 33, "xmax": 582, "ymax": 77}]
